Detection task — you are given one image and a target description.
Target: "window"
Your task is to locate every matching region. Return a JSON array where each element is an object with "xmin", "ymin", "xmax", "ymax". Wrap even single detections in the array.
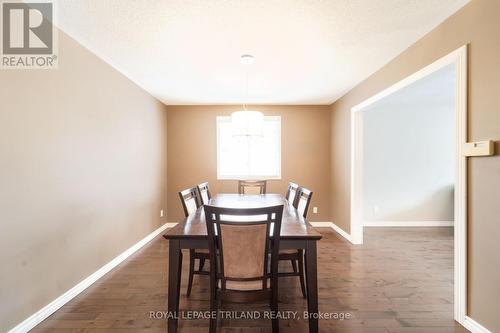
[{"xmin": 217, "ymin": 116, "xmax": 281, "ymax": 180}]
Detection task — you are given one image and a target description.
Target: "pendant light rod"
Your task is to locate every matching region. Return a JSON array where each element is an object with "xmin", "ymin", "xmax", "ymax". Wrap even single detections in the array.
[
  {"xmin": 242, "ymin": 54, "xmax": 252, "ymax": 108},
  {"xmin": 232, "ymin": 54, "xmax": 263, "ymax": 138}
]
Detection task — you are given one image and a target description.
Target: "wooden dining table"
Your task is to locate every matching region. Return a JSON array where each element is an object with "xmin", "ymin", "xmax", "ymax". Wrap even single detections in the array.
[{"xmin": 163, "ymin": 193, "xmax": 323, "ymax": 332}]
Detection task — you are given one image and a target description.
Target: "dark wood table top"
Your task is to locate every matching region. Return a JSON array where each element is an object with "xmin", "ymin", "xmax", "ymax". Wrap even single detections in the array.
[{"xmin": 164, "ymin": 193, "xmax": 322, "ymax": 240}]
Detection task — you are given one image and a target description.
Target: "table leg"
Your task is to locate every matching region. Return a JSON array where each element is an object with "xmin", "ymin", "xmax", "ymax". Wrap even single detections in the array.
[
  {"xmin": 305, "ymin": 240, "xmax": 319, "ymax": 333},
  {"xmin": 168, "ymin": 239, "xmax": 182, "ymax": 333}
]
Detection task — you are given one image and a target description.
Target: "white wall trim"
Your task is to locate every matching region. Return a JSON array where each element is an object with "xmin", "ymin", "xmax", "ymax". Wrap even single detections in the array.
[
  {"xmin": 310, "ymin": 222, "xmax": 353, "ymax": 244},
  {"xmin": 363, "ymin": 220, "xmax": 454, "ymax": 227},
  {"xmin": 7, "ymin": 222, "xmax": 176, "ymax": 333},
  {"xmin": 309, "ymin": 221, "xmax": 333, "ymax": 228},
  {"xmin": 463, "ymin": 316, "xmax": 493, "ymax": 333},
  {"xmin": 350, "ymin": 45, "xmax": 468, "ymax": 325},
  {"xmin": 330, "ymin": 222, "xmax": 353, "ymax": 243}
]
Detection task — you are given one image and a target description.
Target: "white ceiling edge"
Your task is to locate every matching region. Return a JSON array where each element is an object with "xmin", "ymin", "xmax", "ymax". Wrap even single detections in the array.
[
  {"xmin": 53, "ymin": 1, "xmax": 470, "ymax": 106},
  {"xmin": 55, "ymin": 25, "xmax": 157, "ymax": 104},
  {"xmin": 329, "ymin": 7, "xmax": 467, "ymax": 106}
]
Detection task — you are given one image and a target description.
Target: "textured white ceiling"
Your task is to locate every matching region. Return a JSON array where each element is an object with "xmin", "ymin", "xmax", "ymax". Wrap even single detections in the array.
[{"xmin": 56, "ymin": 0, "xmax": 469, "ymax": 105}]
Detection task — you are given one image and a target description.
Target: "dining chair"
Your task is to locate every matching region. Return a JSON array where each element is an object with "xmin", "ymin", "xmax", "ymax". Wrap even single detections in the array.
[
  {"xmin": 294, "ymin": 186, "xmax": 313, "ymax": 218},
  {"xmin": 238, "ymin": 180, "xmax": 267, "ymax": 195},
  {"xmin": 285, "ymin": 182, "xmax": 299, "ymax": 204},
  {"xmin": 204, "ymin": 204, "xmax": 284, "ymax": 333},
  {"xmin": 179, "ymin": 186, "xmax": 210, "ymax": 296},
  {"xmin": 197, "ymin": 181, "xmax": 211, "ymax": 205},
  {"xmin": 278, "ymin": 185, "xmax": 314, "ymax": 299},
  {"xmin": 179, "ymin": 186, "xmax": 201, "ymax": 216}
]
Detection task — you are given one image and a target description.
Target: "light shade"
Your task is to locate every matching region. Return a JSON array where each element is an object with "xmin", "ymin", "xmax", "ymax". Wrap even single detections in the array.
[{"xmin": 231, "ymin": 110, "xmax": 264, "ymax": 137}]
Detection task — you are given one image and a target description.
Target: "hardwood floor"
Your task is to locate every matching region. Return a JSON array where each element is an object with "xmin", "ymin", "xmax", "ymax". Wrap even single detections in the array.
[{"xmin": 32, "ymin": 227, "xmax": 468, "ymax": 333}]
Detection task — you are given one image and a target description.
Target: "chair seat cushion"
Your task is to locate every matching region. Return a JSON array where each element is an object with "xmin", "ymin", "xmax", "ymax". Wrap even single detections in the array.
[
  {"xmin": 219, "ymin": 278, "xmax": 271, "ymax": 291},
  {"xmin": 279, "ymin": 249, "xmax": 299, "ymax": 254}
]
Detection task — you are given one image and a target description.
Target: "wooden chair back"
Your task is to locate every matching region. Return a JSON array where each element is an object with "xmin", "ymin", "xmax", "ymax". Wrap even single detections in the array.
[
  {"xmin": 286, "ymin": 182, "xmax": 299, "ymax": 204},
  {"xmin": 204, "ymin": 205, "xmax": 284, "ymax": 292},
  {"xmin": 238, "ymin": 180, "xmax": 267, "ymax": 195},
  {"xmin": 197, "ymin": 182, "xmax": 211, "ymax": 205},
  {"xmin": 179, "ymin": 186, "xmax": 201, "ymax": 217},
  {"xmin": 294, "ymin": 186, "xmax": 313, "ymax": 218}
]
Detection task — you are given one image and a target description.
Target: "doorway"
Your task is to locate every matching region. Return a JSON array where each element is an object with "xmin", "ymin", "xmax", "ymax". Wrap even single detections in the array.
[{"xmin": 350, "ymin": 46, "xmax": 467, "ymax": 323}]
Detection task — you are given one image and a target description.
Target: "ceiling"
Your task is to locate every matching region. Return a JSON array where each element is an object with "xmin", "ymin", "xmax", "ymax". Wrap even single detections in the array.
[{"xmin": 57, "ymin": 0, "xmax": 469, "ymax": 105}]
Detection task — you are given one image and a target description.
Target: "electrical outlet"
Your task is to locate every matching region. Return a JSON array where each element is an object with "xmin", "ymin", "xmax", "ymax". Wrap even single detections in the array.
[
  {"xmin": 160, "ymin": 210, "xmax": 164, "ymax": 217},
  {"xmin": 313, "ymin": 207, "xmax": 318, "ymax": 214}
]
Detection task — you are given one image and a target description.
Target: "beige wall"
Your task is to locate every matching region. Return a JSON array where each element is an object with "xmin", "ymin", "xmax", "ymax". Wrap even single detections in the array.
[
  {"xmin": 0, "ymin": 31, "xmax": 168, "ymax": 332},
  {"xmin": 329, "ymin": 0, "xmax": 500, "ymax": 330},
  {"xmin": 167, "ymin": 105, "xmax": 331, "ymax": 222},
  {"xmin": 2, "ymin": 0, "xmax": 498, "ymax": 331}
]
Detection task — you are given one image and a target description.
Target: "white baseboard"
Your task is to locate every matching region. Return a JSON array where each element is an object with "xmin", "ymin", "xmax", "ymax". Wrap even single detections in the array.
[
  {"xmin": 307, "ymin": 220, "xmax": 454, "ymax": 242},
  {"xmin": 7, "ymin": 222, "xmax": 176, "ymax": 333},
  {"xmin": 462, "ymin": 316, "xmax": 492, "ymax": 333},
  {"xmin": 309, "ymin": 222, "xmax": 333, "ymax": 228},
  {"xmin": 330, "ymin": 222, "xmax": 353, "ymax": 243},
  {"xmin": 363, "ymin": 220, "xmax": 454, "ymax": 227},
  {"xmin": 310, "ymin": 222, "xmax": 353, "ymax": 244}
]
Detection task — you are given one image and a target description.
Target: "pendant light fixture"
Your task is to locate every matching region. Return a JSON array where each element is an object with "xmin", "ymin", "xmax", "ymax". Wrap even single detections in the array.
[{"xmin": 231, "ymin": 54, "xmax": 264, "ymax": 137}]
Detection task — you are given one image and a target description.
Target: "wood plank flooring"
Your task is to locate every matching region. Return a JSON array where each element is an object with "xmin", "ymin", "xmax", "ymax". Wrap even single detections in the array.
[{"xmin": 31, "ymin": 227, "xmax": 469, "ymax": 333}]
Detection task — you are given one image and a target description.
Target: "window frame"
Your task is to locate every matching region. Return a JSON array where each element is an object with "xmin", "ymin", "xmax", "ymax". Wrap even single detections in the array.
[{"xmin": 216, "ymin": 115, "xmax": 282, "ymax": 180}]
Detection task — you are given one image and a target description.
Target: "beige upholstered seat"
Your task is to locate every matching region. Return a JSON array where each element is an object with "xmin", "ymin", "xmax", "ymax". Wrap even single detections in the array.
[
  {"xmin": 238, "ymin": 180, "xmax": 267, "ymax": 194},
  {"xmin": 219, "ymin": 279, "xmax": 271, "ymax": 291},
  {"xmin": 204, "ymin": 204, "xmax": 283, "ymax": 333},
  {"xmin": 219, "ymin": 222, "xmax": 267, "ymax": 276},
  {"xmin": 280, "ymin": 249, "xmax": 299, "ymax": 254}
]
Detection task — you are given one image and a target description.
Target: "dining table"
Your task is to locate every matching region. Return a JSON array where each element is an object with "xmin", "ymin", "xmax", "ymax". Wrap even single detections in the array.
[{"xmin": 163, "ymin": 193, "xmax": 323, "ymax": 332}]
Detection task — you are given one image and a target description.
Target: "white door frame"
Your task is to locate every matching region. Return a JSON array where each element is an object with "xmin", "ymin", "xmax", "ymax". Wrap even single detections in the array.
[{"xmin": 349, "ymin": 45, "xmax": 468, "ymax": 324}]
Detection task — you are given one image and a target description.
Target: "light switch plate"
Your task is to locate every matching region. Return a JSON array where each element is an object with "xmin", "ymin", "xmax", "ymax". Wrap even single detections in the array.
[{"xmin": 462, "ymin": 140, "xmax": 494, "ymax": 157}]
